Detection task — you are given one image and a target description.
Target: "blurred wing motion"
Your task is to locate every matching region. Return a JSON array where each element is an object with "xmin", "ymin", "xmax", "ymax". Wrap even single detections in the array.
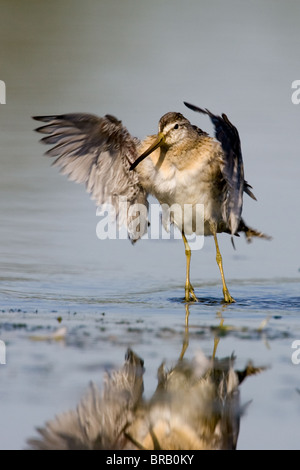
[
  {"xmin": 27, "ymin": 348, "xmax": 265, "ymax": 451},
  {"xmin": 184, "ymin": 102, "xmax": 256, "ymax": 235},
  {"xmin": 27, "ymin": 349, "xmax": 145, "ymax": 450},
  {"xmin": 33, "ymin": 113, "xmax": 148, "ymax": 241}
]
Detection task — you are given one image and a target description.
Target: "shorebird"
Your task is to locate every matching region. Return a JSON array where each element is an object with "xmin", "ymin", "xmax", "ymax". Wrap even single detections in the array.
[
  {"xmin": 27, "ymin": 347, "xmax": 264, "ymax": 450},
  {"xmin": 34, "ymin": 102, "xmax": 269, "ymax": 303}
]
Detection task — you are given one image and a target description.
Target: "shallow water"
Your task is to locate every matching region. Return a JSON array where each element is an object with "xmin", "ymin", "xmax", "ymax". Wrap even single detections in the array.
[
  {"xmin": 1, "ymin": 0, "xmax": 300, "ymax": 450},
  {"xmin": 1, "ymin": 277, "xmax": 300, "ymax": 449}
]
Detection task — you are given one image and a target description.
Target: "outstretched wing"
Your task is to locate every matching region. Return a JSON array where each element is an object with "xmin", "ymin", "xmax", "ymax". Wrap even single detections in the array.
[
  {"xmin": 184, "ymin": 102, "xmax": 256, "ymax": 235},
  {"xmin": 33, "ymin": 113, "xmax": 148, "ymax": 242},
  {"xmin": 27, "ymin": 348, "xmax": 145, "ymax": 450}
]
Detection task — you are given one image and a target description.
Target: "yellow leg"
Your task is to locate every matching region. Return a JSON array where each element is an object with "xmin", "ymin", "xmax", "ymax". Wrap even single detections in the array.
[
  {"xmin": 213, "ymin": 232, "xmax": 235, "ymax": 303},
  {"xmin": 212, "ymin": 318, "xmax": 224, "ymax": 360},
  {"xmin": 182, "ymin": 232, "xmax": 198, "ymax": 302},
  {"xmin": 179, "ymin": 304, "xmax": 190, "ymax": 360}
]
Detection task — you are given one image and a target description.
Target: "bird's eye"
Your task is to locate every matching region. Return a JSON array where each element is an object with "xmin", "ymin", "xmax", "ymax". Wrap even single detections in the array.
[{"xmin": 173, "ymin": 124, "xmax": 179, "ymax": 130}]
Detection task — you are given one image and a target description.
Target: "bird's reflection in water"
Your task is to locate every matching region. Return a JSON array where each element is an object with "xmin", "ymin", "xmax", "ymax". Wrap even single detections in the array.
[{"xmin": 27, "ymin": 307, "xmax": 264, "ymax": 450}]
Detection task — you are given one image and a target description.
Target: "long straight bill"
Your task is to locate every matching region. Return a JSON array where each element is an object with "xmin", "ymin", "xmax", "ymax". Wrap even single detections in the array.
[{"xmin": 130, "ymin": 133, "xmax": 165, "ymax": 171}]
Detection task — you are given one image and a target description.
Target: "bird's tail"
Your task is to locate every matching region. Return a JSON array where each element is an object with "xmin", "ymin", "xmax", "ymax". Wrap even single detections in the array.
[{"xmin": 238, "ymin": 219, "xmax": 272, "ymax": 243}]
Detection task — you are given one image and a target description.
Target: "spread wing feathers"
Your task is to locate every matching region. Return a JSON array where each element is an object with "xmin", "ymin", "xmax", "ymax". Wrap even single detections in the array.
[
  {"xmin": 33, "ymin": 113, "xmax": 148, "ymax": 242},
  {"xmin": 27, "ymin": 349, "xmax": 145, "ymax": 450},
  {"xmin": 243, "ymin": 180, "xmax": 256, "ymax": 201},
  {"xmin": 184, "ymin": 102, "xmax": 256, "ymax": 235}
]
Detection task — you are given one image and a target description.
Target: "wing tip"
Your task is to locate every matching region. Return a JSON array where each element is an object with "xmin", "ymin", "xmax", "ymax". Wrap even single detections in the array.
[
  {"xmin": 32, "ymin": 115, "xmax": 58, "ymax": 123},
  {"xmin": 183, "ymin": 101, "xmax": 207, "ymax": 115}
]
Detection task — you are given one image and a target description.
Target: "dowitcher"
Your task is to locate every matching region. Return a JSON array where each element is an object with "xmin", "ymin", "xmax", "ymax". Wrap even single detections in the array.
[
  {"xmin": 28, "ymin": 347, "xmax": 264, "ymax": 450},
  {"xmin": 34, "ymin": 102, "xmax": 269, "ymax": 303}
]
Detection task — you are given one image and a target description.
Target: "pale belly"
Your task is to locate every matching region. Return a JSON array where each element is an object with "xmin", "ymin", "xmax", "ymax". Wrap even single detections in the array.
[
  {"xmin": 162, "ymin": 184, "xmax": 224, "ymax": 235},
  {"xmin": 139, "ymin": 161, "xmax": 225, "ymax": 236}
]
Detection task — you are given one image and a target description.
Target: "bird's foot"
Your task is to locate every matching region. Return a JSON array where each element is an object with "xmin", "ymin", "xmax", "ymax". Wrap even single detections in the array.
[
  {"xmin": 184, "ymin": 283, "xmax": 199, "ymax": 302},
  {"xmin": 222, "ymin": 289, "xmax": 236, "ymax": 304}
]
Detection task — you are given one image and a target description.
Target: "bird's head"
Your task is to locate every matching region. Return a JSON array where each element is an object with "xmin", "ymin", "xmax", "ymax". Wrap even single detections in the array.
[
  {"xmin": 130, "ymin": 112, "xmax": 196, "ymax": 171},
  {"xmin": 158, "ymin": 112, "xmax": 194, "ymax": 146}
]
